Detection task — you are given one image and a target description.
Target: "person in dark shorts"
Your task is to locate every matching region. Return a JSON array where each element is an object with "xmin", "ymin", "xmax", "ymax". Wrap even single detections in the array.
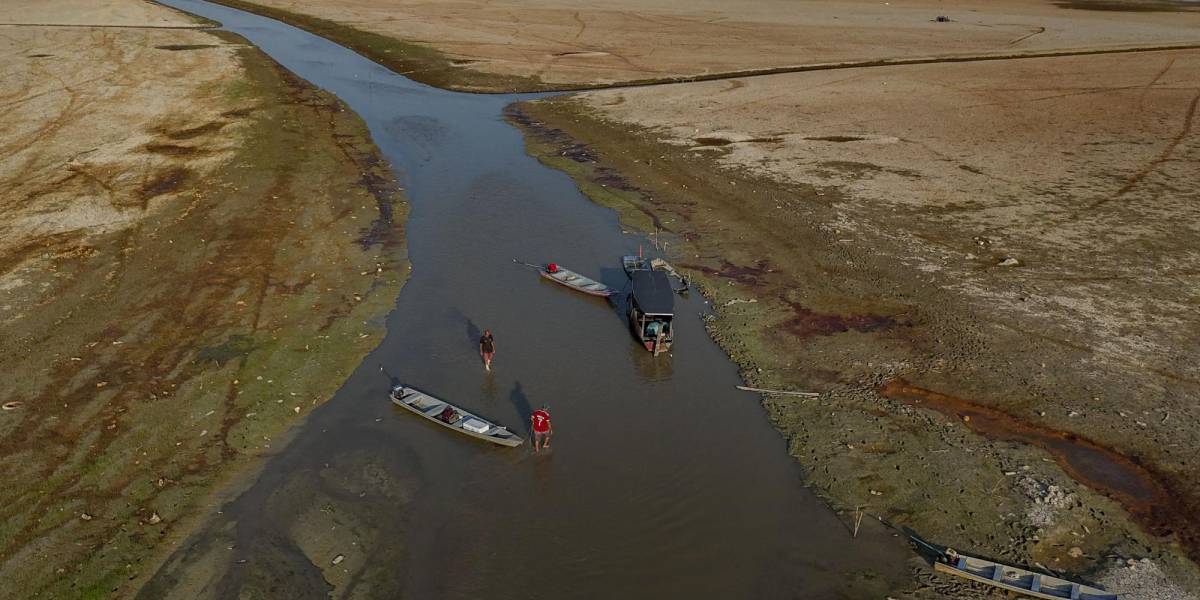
[
  {"xmin": 530, "ymin": 405, "xmax": 552, "ymax": 452},
  {"xmin": 479, "ymin": 329, "xmax": 495, "ymax": 371}
]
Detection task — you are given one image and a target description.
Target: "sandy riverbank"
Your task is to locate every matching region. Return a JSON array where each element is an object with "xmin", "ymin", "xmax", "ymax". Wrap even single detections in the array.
[
  {"xmin": 0, "ymin": 1, "xmax": 408, "ymax": 596},
  {"xmin": 198, "ymin": 0, "xmax": 1200, "ymax": 91}
]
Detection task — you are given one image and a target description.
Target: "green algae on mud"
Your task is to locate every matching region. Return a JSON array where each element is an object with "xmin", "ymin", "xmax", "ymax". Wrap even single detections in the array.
[
  {"xmin": 0, "ymin": 33, "xmax": 409, "ymax": 599},
  {"xmin": 506, "ymin": 95, "xmax": 1200, "ymax": 596}
]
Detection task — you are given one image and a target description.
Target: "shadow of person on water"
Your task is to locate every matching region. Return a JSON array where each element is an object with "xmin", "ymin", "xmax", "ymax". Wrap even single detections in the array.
[
  {"xmin": 378, "ymin": 363, "xmax": 401, "ymax": 388},
  {"xmin": 509, "ymin": 381, "xmax": 533, "ymax": 435},
  {"xmin": 466, "ymin": 318, "xmax": 481, "ymax": 348}
]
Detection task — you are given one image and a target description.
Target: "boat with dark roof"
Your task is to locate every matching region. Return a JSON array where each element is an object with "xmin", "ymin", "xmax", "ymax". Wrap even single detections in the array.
[{"xmin": 627, "ymin": 269, "xmax": 675, "ymax": 354}]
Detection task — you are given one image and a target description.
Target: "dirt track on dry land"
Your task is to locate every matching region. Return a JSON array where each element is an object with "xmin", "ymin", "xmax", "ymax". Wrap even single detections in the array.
[{"xmin": 0, "ymin": 2, "xmax": 407, "ymax": 597}]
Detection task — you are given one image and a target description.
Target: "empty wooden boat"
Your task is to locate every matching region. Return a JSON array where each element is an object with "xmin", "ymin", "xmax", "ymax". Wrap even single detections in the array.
[
  {"xmin": 390, "ymin": 385, "xmax": 523, "ymax": 447},
  {"xmin": 934, "ymin": 551, "xmax": 1119, "ymax": 600},
  {"xmin": 539, "ymin": 263, "xmax": 615, "ymax": 297}
]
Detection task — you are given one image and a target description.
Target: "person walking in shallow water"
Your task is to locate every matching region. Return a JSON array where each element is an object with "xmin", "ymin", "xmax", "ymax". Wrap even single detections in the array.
[
  {"xmin": 531, "ymin": 405, "xmax": 552, "ymax": 452},
  {"xmin": 479, "ymin": 329, "xmax": 495, "ymax": 371}
]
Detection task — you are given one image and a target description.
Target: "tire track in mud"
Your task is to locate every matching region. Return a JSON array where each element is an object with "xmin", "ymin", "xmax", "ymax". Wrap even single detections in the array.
[
  {"xmin": 570, "ymin": 11, "xmax": 586, "ymax": 41},
  {"xmin": 1007, "ymin": 26, "xmax": 1046, "ymax": 46},
  {"xmin": 557, "ymin": 43, "xmax": 1200, "ymax": 93},
  {"xmin": 1089, "ymin": 85, "xmax": 1199, "ymax": 209},
  {"xmin": 1140, "ymin": 55, "xmax": 1177, "ymax": 104}
]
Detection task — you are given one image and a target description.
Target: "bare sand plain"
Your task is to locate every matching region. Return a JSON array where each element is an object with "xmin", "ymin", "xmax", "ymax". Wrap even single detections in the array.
[
  {"xmin": 206, "ymin": 0, "xmax": 1200, "ymax": 90},
  {"xmin": 0, "ymin": 1, "xmax": 407, "ymax": 597}
]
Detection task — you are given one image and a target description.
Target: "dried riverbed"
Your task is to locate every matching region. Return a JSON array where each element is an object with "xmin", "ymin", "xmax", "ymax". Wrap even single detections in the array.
[{"xmin": 134, "ymin": 1, "xmax": 917, "ymax": 598}]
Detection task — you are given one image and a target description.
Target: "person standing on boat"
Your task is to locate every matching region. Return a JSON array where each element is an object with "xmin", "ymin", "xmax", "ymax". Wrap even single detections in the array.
[
  {"xmin": 531, "ymin": 405, "xmax": 552, "ymax": 452},
  {"xmin": 479, "ymin": 329, "xmax": 495, "ymax": 371}
]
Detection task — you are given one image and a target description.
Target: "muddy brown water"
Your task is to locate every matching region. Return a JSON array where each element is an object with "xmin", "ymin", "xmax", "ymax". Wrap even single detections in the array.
[{"xmin": 144, "ymin": 2, "xmax": 912, "ymax": 597}]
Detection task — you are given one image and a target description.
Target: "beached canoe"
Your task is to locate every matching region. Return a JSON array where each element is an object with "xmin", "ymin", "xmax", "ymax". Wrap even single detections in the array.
[
  {"xmin": 539, "ymin": 265, "xmax": 615, "ymax": 297},
  {"xmin": 934, "ymin": 551, "xmax": 1119, "ymax": 600},
  {"xmin": 390, "ymin": 385, "xmax": 523, "ymax": 447}
]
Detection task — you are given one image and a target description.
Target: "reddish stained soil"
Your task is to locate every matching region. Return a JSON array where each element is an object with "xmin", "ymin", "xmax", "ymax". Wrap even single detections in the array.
[
  {"xmin": 782, "ymin": 301, "xmax": 896, "ymax": 338},
  {"xmin": 676, "ymin": 259, "xmax": 772, "ymax": 287},
  {"xmin": 880, "ymin": 378, "xmax": 1200, "ymax": 561}
]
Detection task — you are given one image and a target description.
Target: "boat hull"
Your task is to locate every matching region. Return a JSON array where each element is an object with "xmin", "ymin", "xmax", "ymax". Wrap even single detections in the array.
[
  {"xmin": 390, "ymin": 386, "xmax": 523, "ymax": 447},
  {"xmin": 933, "ymin": 556, "xmax": 1118, "ymax": 600},
  {"xmin": 539, "ymin": 268, "xmax": 615, "ymax": 297}
]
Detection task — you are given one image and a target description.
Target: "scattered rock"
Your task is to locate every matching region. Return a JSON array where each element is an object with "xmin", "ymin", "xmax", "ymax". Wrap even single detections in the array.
[
  {"xmin": 332, "ymin": 554, "xmax": 345, "ymax": 565},
  {"xmin": 1100, "ymin": 558, "xmax": 1199, "ymax": 600},
  {"xmin": 147, "ymin": 512, "xmax": 162, "ymax": 525},
  {"xmin": 1068, "ymin": 546, "xmax": 1083, "ymax": 558},
  {"xmin": 80, "ymin": 513, "xmax": 92, "ymax": 521},
  {"xmin": 997, "ymin": 257, "xmax": 1020, "ymax": 267}
]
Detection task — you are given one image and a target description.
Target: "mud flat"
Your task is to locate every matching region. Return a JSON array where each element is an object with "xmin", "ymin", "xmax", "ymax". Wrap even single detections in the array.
[
  {"xmin": 0, "ymin": 1, "xmax": 408, "ymax": 597},
  {"xmin": 509, "ymin": 43, "xmax": 1200, "ymax": 598},
  {"xmin": 196, "ymin": 0, "xmax": 1200, "ymax": 91}
]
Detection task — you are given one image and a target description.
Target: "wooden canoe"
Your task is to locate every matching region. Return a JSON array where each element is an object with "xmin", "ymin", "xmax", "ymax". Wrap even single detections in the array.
[
  {"xmin": 540, "ymin": 266, "xmax": 615, "ymax": 297},
  {"xmin": 390, "ymin": 385, "xmax": 523, "ymax": 447},
  {"xmin": 933, "ymin": 553, "xmax": 1119, "ymax": 600}
]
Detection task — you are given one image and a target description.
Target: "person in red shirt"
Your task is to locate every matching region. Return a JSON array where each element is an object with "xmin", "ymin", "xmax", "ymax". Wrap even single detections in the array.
[{"xmin": 530, "ymin": 405, "xmax": 553, "ymax": 452}]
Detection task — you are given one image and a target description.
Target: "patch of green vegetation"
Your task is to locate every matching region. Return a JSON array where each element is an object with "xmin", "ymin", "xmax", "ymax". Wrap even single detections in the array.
[
  {"xmin": 218, "ymin": 67, "xmax": 257, "ymax": 100},
  {"xmin": 528, "ymin": 152, "xmax": 656, "ymax": 232},
  {"xmin": 196, "ymin": 333, "xmax": 257, "ymax": 365},
  {"xmin": 1, "ymin": 31, "xmax": 410, "ymax": 599},
  {"xmin": 79, "ymin": 572, "xmax": 124, "ymax": 600}
]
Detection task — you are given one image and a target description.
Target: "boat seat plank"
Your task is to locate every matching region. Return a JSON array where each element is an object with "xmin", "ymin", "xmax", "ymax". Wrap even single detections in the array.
[
  {"xmin": 992, "ymin": 565, "xmax": 1005, "ymax": 581},
  {"xmin": 1070, "ymin": 584, "xmax": 1080, "ymax": 600},
  {"xmin": 1031, "ymin": 575, "xmax": 1041, "ymax": 592}
]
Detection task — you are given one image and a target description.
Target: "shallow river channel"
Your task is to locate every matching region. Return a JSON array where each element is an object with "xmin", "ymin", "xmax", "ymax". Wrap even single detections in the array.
[{"xmin": 143, "ymin": 1, "xmax": 912, "ymax": 597}]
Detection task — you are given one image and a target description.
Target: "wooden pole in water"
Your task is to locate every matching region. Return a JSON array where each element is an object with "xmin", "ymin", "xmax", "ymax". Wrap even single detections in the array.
[{"xmin": 735, "ymin": 385, "xmax": 820, "ymax": 397}]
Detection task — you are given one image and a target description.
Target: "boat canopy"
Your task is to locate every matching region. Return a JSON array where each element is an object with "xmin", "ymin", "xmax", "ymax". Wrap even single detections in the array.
[{"xmin": 630, "ymin": 270, "xmax": 674, "ymax": 315}]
